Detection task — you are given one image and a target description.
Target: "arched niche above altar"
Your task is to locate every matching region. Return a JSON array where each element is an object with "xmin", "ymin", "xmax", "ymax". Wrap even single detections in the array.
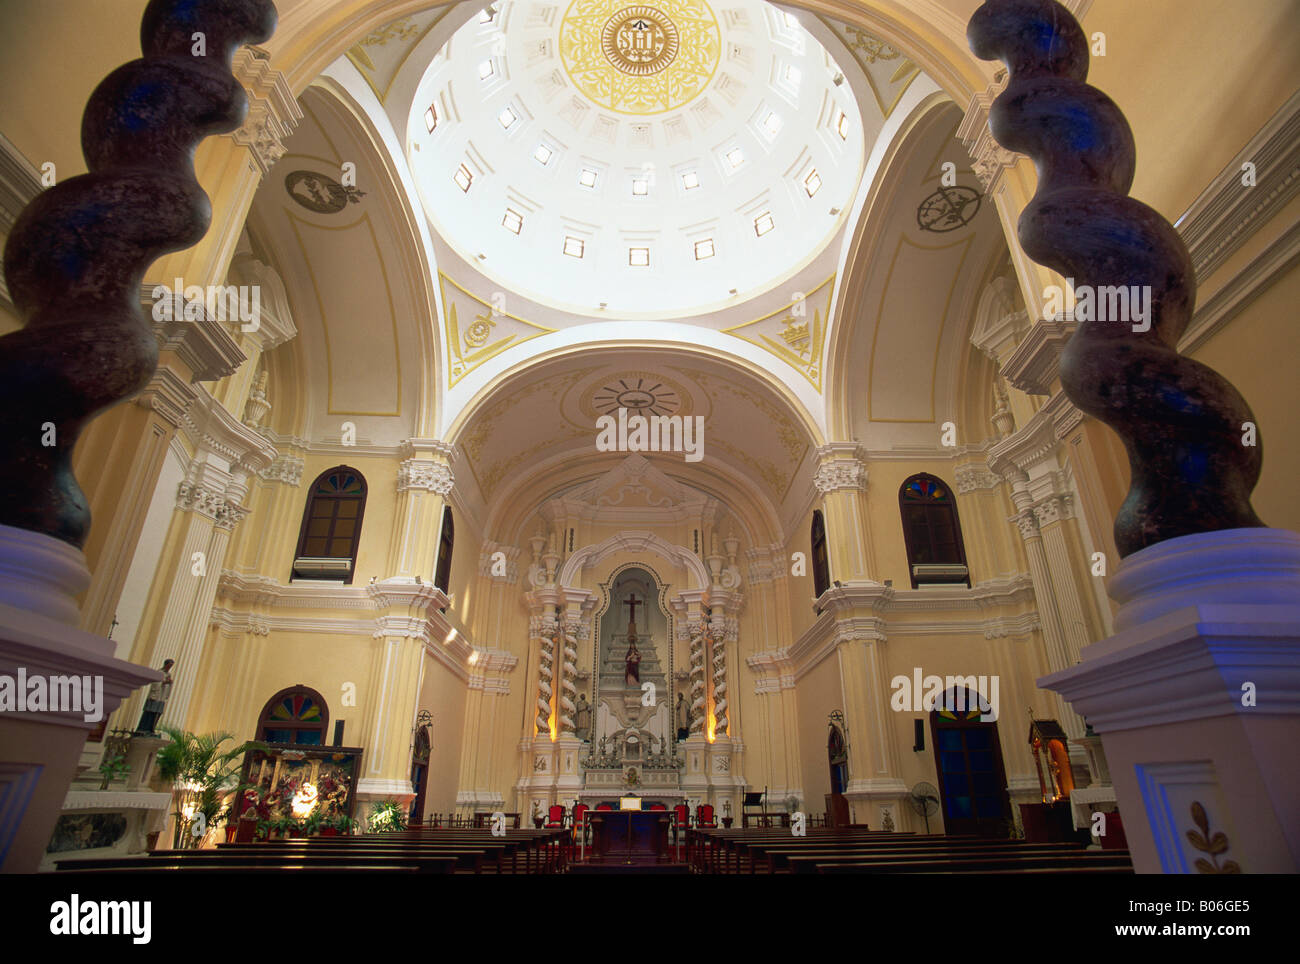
[{"xmin": 589, "ymin": 565, "xmax": 674, "ymax": 761}]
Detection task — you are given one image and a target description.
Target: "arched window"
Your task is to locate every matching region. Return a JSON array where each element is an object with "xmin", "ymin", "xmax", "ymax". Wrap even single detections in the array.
[
  {"xmin": 899, "ymin": 473, "xmax": 969, "ymax": 588},
  {"xmin": 929, "ymin": 688, "xmax": 1010, "ymax": 837},
  {"xmin": 810, "ymin": 509, "xmax": 831, "ymax": 599},
  {"xmin": 433, "ymin": 506, "xmax": 454, "ymax": 594},
  {"xmin": 257, "ymin": 685, "xmax": 329, "ymax": 746},
  {"xmin": 293, "ymin": 466, "xmax": 367, "ymax": 583}
]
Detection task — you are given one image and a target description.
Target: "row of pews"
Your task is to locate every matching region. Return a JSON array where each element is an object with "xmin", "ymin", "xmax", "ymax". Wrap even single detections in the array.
[
  {"xmin": 686, "ymin": 827, "xmax": 1135, "ymax": 875},
  {"xmin": 54, "ymin": 827, "xmax": 570, "ymax": 875}
]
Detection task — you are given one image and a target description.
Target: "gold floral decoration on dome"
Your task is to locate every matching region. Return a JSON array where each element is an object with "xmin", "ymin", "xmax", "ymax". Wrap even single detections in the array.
[{"xmin": 560, "ymin": 0, "xmax": 720, "ymax": 114}]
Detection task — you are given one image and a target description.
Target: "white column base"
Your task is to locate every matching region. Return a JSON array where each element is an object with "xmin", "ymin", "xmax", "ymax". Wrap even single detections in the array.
[
  {"xmin": 1041, "ymin": 528, "xmax": 1300, "ymax": 873},
  {"xmin": 0, "ymin": 524, "xmax": 160, "ymax": 872},
  {"xmin": 844, "ymin": 778, "xmax": 910, "ymax": 829}
]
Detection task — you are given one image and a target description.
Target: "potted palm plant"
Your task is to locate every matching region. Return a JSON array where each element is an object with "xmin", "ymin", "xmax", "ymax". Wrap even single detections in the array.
[{"xmin": 154, "ymin": 727, "xmax": 264, "ymax": 849}]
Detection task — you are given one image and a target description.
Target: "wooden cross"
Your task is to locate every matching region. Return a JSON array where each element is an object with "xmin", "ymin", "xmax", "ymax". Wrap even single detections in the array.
[{"xmin": 624, "ymin": 593, "xmax": 642, "ymax": 626}]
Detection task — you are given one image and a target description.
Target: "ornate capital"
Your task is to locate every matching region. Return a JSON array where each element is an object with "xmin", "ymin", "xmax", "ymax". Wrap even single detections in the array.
[
  {"xmin": 1032, "ymin": 493, "xmax": 1074, "ymax": 528},
  {"xmin": 258, "ymin": 454, "xmax": 303, "ymax": 487},
  {"xmin": 397, "ymin": 457, "xmax": 454, "ymax": 495},
  {"xmin": 955, "ymin": 463, "xmax": 1001, "ymax": 494},
  {"xmin": 813, "ymin": 443, "xmax": 868, "ymax": 494},
  {"xmin": 227, "ymin": 47, "xmax": 303, "ymax": 178},
  {"xmin": 958, "ymin": 74, "xmax": 1022, "ymax": 193},
  {"xmin": 1013, "ymin": 509, "xmax": 1040, "ymax": 542}
]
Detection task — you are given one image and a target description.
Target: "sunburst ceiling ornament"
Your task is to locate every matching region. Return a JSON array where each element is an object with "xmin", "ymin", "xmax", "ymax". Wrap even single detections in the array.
[
  {"xmin": 592, "ymin": 377, "xmax": 680, "ymax": 416},
  {"xmin": 560, "ymin": 0, "xmax": 720, "ymax": 114}
]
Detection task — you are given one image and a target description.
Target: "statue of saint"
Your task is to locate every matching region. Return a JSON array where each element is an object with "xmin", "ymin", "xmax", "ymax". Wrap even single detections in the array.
[
  {"xmin": 135, "ymin": 659, "xmax": 174, "ymax": 734},
  {"xmin": 574, "ymin": 693, "xmax": 592, "ymax": 741},
  {"xmin": 624, "ymin": 638, "xmax": 641, "ymax": 688},
  {"xmin": 675, "ymin": 692, "xmax": 689, "ymax": 740}
]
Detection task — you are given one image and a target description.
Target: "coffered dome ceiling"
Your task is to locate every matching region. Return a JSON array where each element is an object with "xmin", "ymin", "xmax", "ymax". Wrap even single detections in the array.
[{"xmin": 404, "ymin": 0, "xmax": 866, "ymax": 317}]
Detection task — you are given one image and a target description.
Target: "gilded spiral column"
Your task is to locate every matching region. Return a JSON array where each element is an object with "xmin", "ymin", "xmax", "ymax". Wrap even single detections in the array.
[
  {"xmin": 688, "ymin": 620, "xmax": 707, "ymax": 736},
  {"xmin": 967, "ymin": 0, "xmax": 1265, "ymax": 557}
]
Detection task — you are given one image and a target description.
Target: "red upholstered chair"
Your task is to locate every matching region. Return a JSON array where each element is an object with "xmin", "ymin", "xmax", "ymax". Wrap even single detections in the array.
[
  {"xmin": 546, "ymin": 804, "xmax": 566, "ymax": 828},
  {"xmin": 571, "ymin": 803, "xmax": 589, "ymax": 848},
  {"xmin": 673, "ymin": 803, "xmax": 689, "ymax": 828},
  {"xmin": 596, "ymin": 803, "xmax": 613, "ymax": 810},
  {"xmin": 697, "ymin": 804, "xmax": 717, "ymax": 828},
  {"xmin": 649, "ymin": 802, "xmax": 667, "ymax": 810}
]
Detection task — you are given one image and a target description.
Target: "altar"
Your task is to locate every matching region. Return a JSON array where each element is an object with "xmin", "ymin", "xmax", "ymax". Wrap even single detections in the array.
[
  {"xmin": 580, "ymin": 569, "xmax": 683, "ymax": 799},
  {"xmin": 588, "ymin": 809, "xmax": 672, "ymax": 862}
]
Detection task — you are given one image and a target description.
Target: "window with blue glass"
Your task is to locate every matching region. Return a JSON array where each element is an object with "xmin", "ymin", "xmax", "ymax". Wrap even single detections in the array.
[{"xmin": 929, "ymin": 688, "xmax": 1010, "ymax": 835}]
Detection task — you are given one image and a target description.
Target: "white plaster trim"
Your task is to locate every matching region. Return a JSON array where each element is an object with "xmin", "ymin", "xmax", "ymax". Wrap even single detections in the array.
[{"xmin": 62, "ymin": 791, "xmax": 171, "ymax": 812}]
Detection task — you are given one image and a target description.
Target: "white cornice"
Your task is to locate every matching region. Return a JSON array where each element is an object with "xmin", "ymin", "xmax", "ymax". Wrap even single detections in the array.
[
  {"xmin": 141, "ymin": 285, "xmax": 247, "ymax": 384},
  {"xmin": 182, "ymin": 385, "xmax": 279, "ymax": 474},
  {"xmin": 1180, "ymin": 218, "xmax": 1300, "ymax": 356},
  {"xmin": 1176, "ymin": 88, "xmax": 1300, "ymax": 285},
  {"xmin": 987, "ymin": 391, "xmax": 1079, "ymax": 479},
  {"xmin": 767, "ymin": 574, "xmax": 1039, "ymax": 679},
  {"xmin": 999, "ymin": 317, "xmax": 1077, "ymax": 396}
]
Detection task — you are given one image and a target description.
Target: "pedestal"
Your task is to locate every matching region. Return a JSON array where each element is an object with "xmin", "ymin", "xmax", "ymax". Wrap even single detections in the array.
[
  {"xmin": 0, "ymin": 524, "xmax": 160, "ymax": 872},
  {"xmin": 1041, "ymin": 528, "xmax": 1300, "ymax": 873}
]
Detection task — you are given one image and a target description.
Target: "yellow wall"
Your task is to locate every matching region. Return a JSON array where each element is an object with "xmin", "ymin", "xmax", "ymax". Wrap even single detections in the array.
[
  {"xmin": 796, "ymin": 654, "xmax": 840, "ymax": 811},
  {"xmin": 1083, "ymin": 0, "xmax": 1300, "ymax": 221},
  {"xmin": 414, "ymin": 651, "xmax": 467, "ymax": 819}
]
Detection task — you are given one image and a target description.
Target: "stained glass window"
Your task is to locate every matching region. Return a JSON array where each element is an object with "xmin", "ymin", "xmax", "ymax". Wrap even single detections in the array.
[
  {"xmin": 257, "ymin": 686, "xmax": 329, "ymax": 746},
  {"xmin": 899, "ymin": 473, "xmax": 968, "ymax": 588},
  {"xmin": 294, "ymin": 466, "xmax": 367, "ymax": 583}
]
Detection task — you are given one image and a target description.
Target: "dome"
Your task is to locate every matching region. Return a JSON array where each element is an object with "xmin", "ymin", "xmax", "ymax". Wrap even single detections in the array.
[{"xmin": 405, "ymin": 0, "xmax": 865, "ymax": 318}]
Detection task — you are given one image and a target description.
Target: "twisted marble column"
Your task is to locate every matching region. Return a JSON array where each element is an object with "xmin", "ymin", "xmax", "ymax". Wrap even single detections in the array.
[
  {"xmin": 968, "ymin": 0, "xmax": 1264, "ymax": 557},
  {"xmin": 709, "ymin": 617, "xmax": 729, "ymax": 735},
  {"xmin": 533, "ymin": 615, "xmax": 556, "ymax": 736},
  {"xmin": 688, "ymin": 620, "xmax": 706, "ymax": 736},
  {"xmin": 0, "ymin": 0, "xmax": 277, "ymax": 548},
  {"xmin": 558, "ymin": 617, "xmax": 579, "ymax": 737}
]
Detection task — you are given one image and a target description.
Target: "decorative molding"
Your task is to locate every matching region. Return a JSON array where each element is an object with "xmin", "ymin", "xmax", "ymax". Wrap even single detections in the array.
[
  {"xmin": 988, "ymin": 391, "xmax": 1080, "ymax": 480},
  {"xmin": 226, "ymin": 46, "xmax": 303, "ymax": 178},
  {"xmin": 999, "ymin": 317, "xmax": 1077, "ymax": 395},
  {"xmin": 1176, "ymin": 88, "xmax": 1300, "ymax": 285},
  {"xmin": 133, "ymin": 366, "xmax": 200, "ymax": 430},
  {"xmin": 142, "ymin": 286, "xmax": 247, "ymax": 384},
  {"xmin": 954, "ymin": 463, "xmax": 1001, "ymax": 494},
  {"xmin": 1180, "ymin": 218, "xmax": 1300, "ymax": 356},
  {"xmin": 959, "ymin": 70, "xmax": 1020, "ymax": 193},
  {"xmin": 258, "ymin": 454, "xmax": 304, "ymax": 487},
  {"xmin": 812, "ymin": 442, "xmax": 868, "ymax": 494},
  {"xmin": 397, "ymin": 457, "xmax": 454, "ymax": 494}
]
